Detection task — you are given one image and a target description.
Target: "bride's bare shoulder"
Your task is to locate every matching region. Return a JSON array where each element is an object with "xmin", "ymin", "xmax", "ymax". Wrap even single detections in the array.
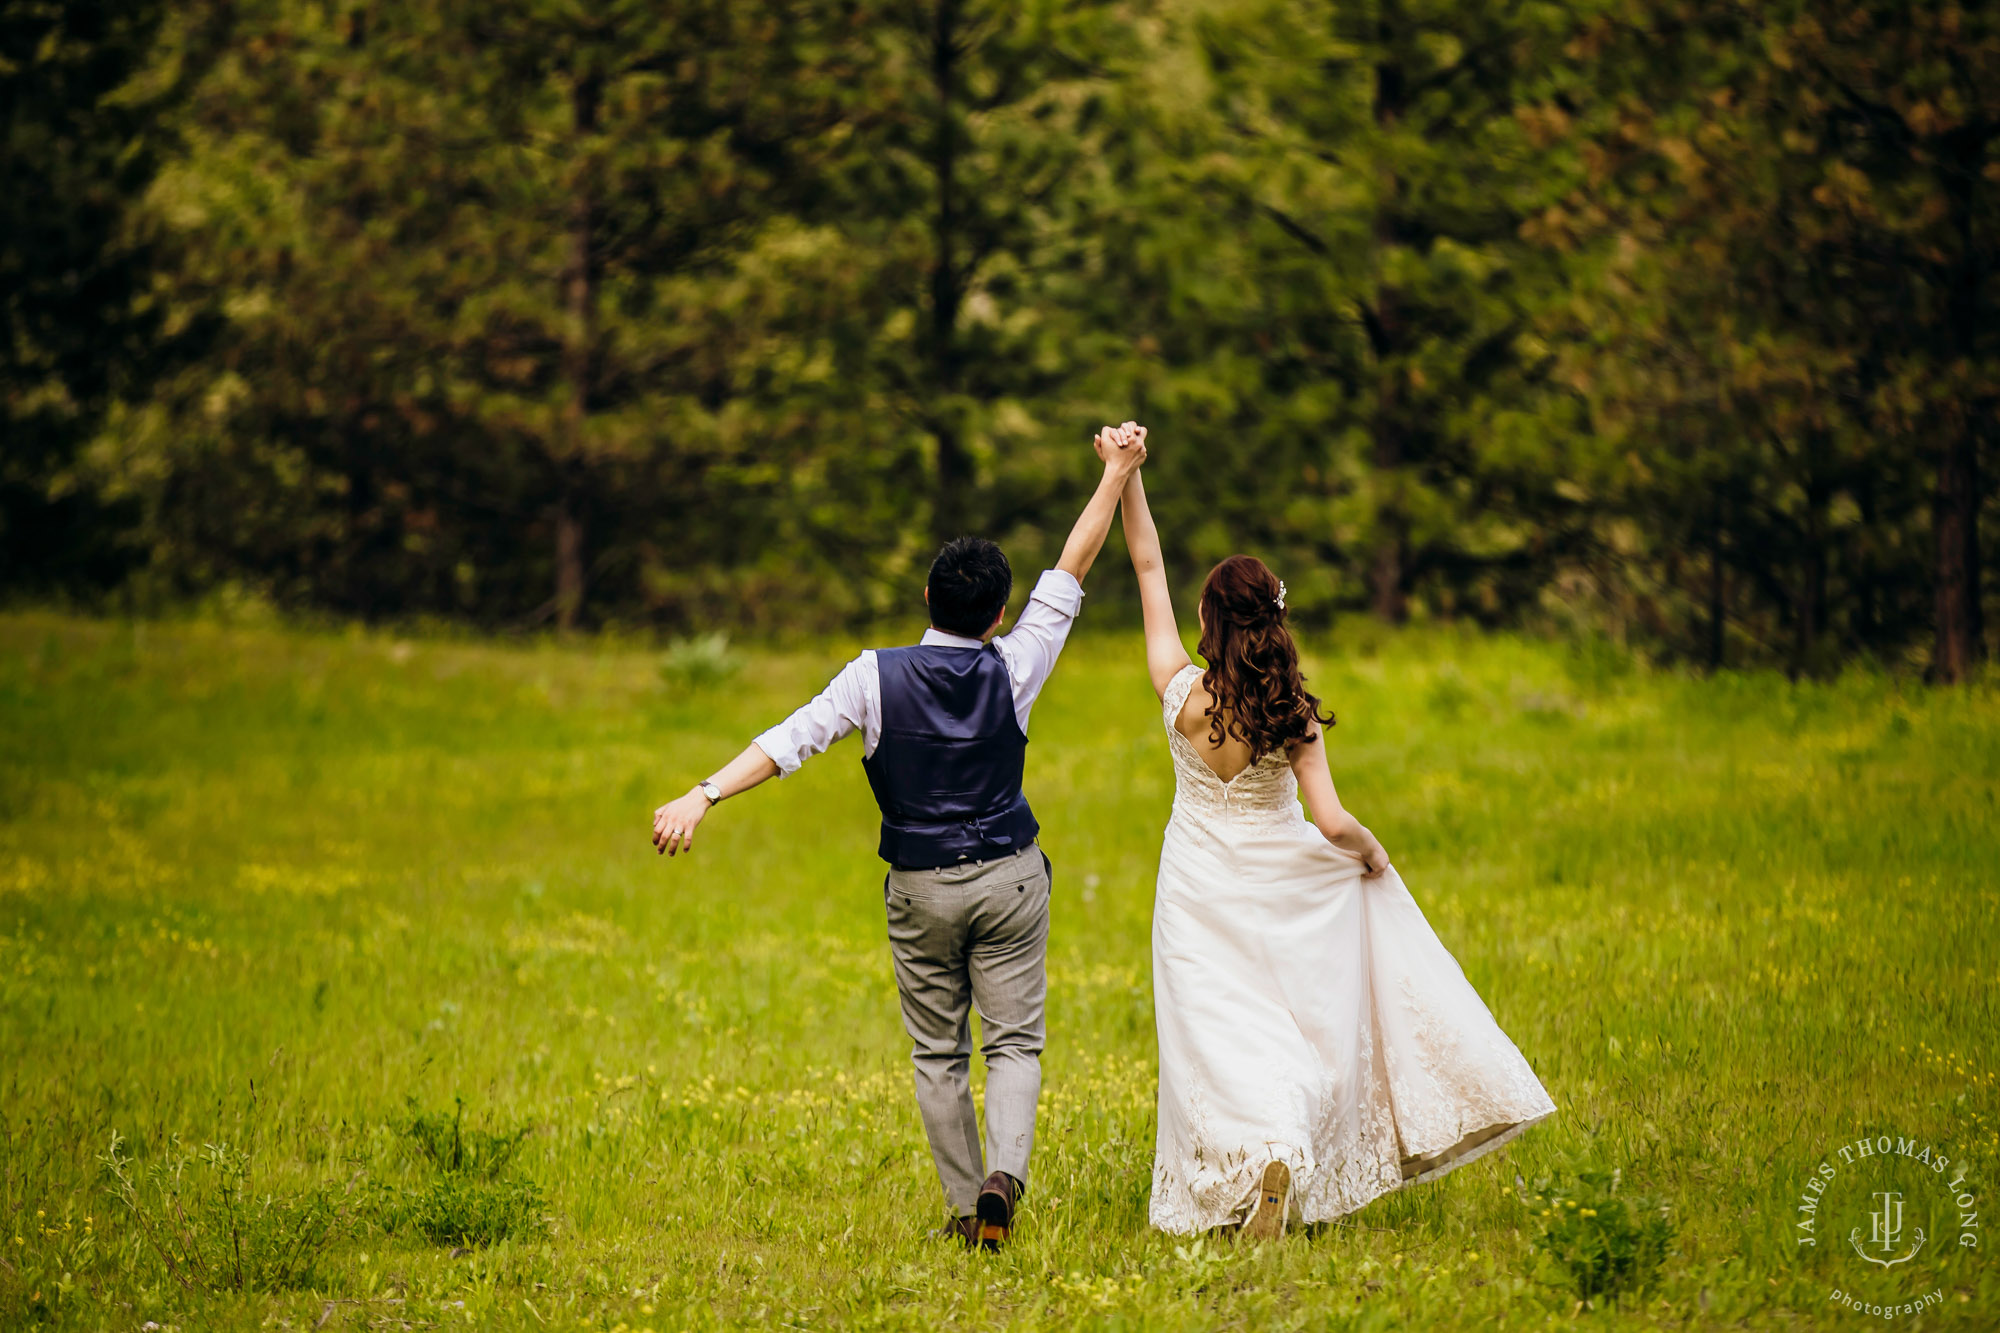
[{"xmin": 1173, "ymin": 675, "xmax": 1214, "ymax": 739}]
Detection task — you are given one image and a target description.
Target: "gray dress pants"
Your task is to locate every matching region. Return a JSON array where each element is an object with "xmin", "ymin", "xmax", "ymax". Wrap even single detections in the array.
[{"xmin": 884, "ymin": 843, "xmax": 1051, "ymax": 1217}]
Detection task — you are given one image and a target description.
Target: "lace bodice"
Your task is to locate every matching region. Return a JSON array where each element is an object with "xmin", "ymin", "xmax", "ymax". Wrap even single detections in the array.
[{"xmin": 1162, "ymin": 664, "xmax": 1302, "ymax": 830}]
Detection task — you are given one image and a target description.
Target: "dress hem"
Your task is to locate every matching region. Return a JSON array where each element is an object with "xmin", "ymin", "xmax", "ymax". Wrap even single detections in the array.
[
  {"xmin": 1402, "ymin": 1108, "xmax": 1554, "ymax": 1188},
  {"xmin": 1149, "ymin": 1107, "xmax": 1555, "ymax": 1235}
]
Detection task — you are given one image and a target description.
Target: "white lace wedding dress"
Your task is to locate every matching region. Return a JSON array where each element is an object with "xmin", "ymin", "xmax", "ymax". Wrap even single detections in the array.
[{"xmin": 1150, "ymin": 665, "xmax": 1555, "ymax": 1233}]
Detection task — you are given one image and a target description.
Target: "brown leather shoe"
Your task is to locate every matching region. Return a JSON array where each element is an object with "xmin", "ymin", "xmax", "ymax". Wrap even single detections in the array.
[
  {"xmin": 938, "ymin": 1215, "xmax": 978, "ymax": 1249},
  {"xmin": 975, "ymin": 1171, "xmax": 1022, "ymax": 1251}
]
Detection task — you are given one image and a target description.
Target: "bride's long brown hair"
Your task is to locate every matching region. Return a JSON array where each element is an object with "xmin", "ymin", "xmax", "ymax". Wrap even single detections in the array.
[{"xmin": 1196, "ymin": 555, "xmax": 1333, "ymax": 761}]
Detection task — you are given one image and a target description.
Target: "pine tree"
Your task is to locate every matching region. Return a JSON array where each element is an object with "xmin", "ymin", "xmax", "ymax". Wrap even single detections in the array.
[
  {"xmin": 145, "ymin": 0, "xmax": 859, "ymax": 624},
  {"xmin": 1120, "ymin": 0, "xmax": 1597, "ymax": 623},
  {"xmin": 798, "ymin": 0, "xmax": 1148, "ymax": 549},
  {"xmin": 0, "ymin": 0, "xmax": 216, "ymax": 591},
  {"xmin": 1555, "ymin": 0, "xmax": 1997, "ymax": 676}
]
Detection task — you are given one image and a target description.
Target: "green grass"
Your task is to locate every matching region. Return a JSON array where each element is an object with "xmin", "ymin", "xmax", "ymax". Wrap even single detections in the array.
[{"xmin": 2, "ymin": 610, "xmax": 1996, "ymax": 1330}]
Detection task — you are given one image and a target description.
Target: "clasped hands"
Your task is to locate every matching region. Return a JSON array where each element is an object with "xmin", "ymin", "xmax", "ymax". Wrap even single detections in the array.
[{"xmin": 1095, "ymin": 420, "xmax": 1148, "ymax": 473}]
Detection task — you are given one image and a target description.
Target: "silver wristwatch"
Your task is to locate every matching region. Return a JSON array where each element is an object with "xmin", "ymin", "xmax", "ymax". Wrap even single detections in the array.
[{"xmin": 697, "ymin": 779, "xmax": 723, "ymax": 806}]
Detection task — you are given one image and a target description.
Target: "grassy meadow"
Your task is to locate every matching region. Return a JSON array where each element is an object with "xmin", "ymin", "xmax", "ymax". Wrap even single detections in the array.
[{"xmin": 2, "ymin": 609, "xmax": 1997, "ymax": 1331}]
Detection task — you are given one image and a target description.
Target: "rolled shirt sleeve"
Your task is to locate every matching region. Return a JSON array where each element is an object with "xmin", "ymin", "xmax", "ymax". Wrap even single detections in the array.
[
  {"xmin": 1026, "ymin": 568, "xmax": 1084, "ymax": 619},
  {"xmin": 994, "ymin": 568, "xmax": 1085, "ymax": 733},
  {"xmin": 751, "ymin": 651, "xmax": 878, "ymax": 775}
]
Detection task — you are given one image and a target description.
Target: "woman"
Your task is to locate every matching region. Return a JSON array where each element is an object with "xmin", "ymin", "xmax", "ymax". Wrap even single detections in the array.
[{"xmin": 1107, "ymin": 424, "xmax": 1555, "ymax": 1239}]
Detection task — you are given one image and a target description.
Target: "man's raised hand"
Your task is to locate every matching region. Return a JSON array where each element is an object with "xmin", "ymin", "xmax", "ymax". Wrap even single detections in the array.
[
  {"xmin": 1058, "ymin": 422, "xmax": 1150, "ymax": 581},
  {"xmin": 1093, "ymin": 421, "xmax": 1149, "ymax": 473}
]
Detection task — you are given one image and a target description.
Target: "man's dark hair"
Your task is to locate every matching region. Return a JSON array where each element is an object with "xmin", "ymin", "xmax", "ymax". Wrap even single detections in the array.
[{"xmin": 927, "ymin": 537, "xmax": 1012, "ymax": 638}]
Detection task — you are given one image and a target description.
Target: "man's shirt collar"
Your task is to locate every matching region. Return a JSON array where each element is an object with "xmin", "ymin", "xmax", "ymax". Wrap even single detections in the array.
[{"xmin": 919, "ymin": 627, "xmax": 987, "ymax": 649}]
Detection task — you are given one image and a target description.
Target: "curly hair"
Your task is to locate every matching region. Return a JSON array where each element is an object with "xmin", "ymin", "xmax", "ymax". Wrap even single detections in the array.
[{"xmin": 1196, "ymin": 555, "xmax": 1334, "ymax": 761}]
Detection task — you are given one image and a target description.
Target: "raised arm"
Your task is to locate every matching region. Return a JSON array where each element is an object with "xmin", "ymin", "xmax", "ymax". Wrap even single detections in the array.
[
  {"xmin": 1055, "ymin": 426, "xmax": 1148, "ymax": 583},
  {"xmin": 1117, "ymin": 454, "xmax": 1193, "ymax": 699},
  {"xmin": 1290, "ymin": 726, "xmax": 1389, "ymax": 876}
]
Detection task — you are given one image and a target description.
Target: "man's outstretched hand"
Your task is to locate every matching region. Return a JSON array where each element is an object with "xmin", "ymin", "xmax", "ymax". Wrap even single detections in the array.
[
  {"xmin": 650, "ymin": 746, "xmax": 780, "ymax": 858},
  {"xmin": 652, "ymin": 789, "xmax": 709, "ymax": 856}
]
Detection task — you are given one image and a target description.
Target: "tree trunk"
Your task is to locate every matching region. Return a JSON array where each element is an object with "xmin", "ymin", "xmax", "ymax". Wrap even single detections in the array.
[
  {"xmin": 1793, "ymin": 535, "xmax": 1823, "ymax": 680},
  {"xmin": 1365, "ymin": 46, "xmax": 1409, "ymax": 625},
  {"xmin": 1369, "ymin": 527, "xmax": 1406, "ymax": 623},
  {"xmin": 1707, "ymin": 486, "xmax": 1726, "ymax": 672},
  {"xmin": 1970, "ymin": 437, "xmax": 1986, "ymax": 655},
  {"xmin": 1854, "ymin": 480, "xmax": 1878, "ymax": 650},
  {"xmin": 1792, "ymin": 454, "xmax": 1828, "ymax": 679},
  {"xmin": 1934, "ymin": 434, "xmax": 1978, "ymax": 682},
  {"xmin": 927, "ymin": 0, "xmax": 970, "ymax": 546},
  {"xmin": 555, "ymin": 70, "xmax": 601, "ymax": 632},
  {"xmin": 554, "ymin": 501, "xmax": 584, "ymax": 630},
  {"xmin": 1364, "ymin": 304, "xmax": 1408, "ymax": 624},
  {"xmin": 1933, "ymin": 127, "xmax": 1987, "ymax": 680}
]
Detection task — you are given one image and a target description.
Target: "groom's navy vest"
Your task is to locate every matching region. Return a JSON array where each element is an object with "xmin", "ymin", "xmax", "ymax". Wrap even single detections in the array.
[{"xmin": 862, "ymin": 644, "xmax": 1039, "ymax": 869}]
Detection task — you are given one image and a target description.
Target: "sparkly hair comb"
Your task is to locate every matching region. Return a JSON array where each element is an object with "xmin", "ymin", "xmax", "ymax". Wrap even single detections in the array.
[{"xmin": 1275, "ymin": 580, "xmax": 1287, "ymax": 612}]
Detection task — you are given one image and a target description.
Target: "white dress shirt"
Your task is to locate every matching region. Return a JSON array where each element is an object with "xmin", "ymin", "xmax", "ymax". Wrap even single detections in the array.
[{"xmin": 752, "ymin": 569, "xmax": 1085, "ymax": 775}]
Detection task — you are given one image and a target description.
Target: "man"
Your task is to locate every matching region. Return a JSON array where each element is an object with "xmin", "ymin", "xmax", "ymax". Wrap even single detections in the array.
[{"xmin": 651, "ymin": 425, "xmax": 1147, "ymax": 1250}]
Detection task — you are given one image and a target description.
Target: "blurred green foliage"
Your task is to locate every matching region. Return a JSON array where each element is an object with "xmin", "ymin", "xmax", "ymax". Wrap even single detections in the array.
[
  {"xmin": 6, "ymin": 0, "xmax": 1996, "ymax": 675},
  {"xmin": 659, "ymin": 631, "xmax": 744, "ymax": 690}
]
